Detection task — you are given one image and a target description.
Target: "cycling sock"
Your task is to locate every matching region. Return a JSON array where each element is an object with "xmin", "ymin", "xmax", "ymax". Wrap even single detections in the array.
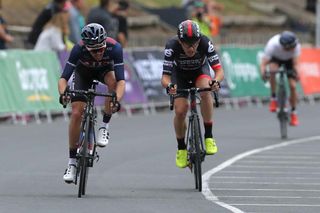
[
  {"xmin": 68, "ymin": 158, "xmax": 77, "ymax": 166},
  {"xmin": 204, "ymin": 121, "xmax": 213, "ymax": 138},
  {"xmin": 69, "ymin": 148, "xmax": 77, "ymax": 158},
  {"xmin": 103, "ymin": 113, "xmax": 112, "ymax": 123},
  {"xmin": 177, "ymin": 138, "xmax": 186, "ymax": 150},
  {"xmin": 291, "ymin": 107, "xmax": 296, "ymax": 112},
  {"xmin": 271, "ymin": 93, "xmax": 276, "ymax": 98},
  {"xmin": 101, "ymin": 113, "xmax": 112, "ymax": 129}
]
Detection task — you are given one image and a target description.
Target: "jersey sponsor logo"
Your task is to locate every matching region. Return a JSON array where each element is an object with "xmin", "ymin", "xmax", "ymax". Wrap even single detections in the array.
[
  {"xmin": 164, "ymin": 49, "xmax": 174, "ymax": 57},
  {"xmin": 208, "ymin": 55, "xmax": 219, "ymax": 63},
  {"xmin": 163, "ymin": 60, "xmax": 173, "ymax": 67},
  {"xmin": 208, "ymin": 41, "xmax": 215, "ymax": 53}
]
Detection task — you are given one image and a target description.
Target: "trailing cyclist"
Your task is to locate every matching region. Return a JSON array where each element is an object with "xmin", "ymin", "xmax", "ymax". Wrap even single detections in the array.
[
  {"xmin": 161, "ymin": 20, "xmax": 224, "ymax": 168},
  {"xmin": 260, "ymin": 31, "xmax": 301, "ymax": 126},
  {"xmin": 58, "ymin": 23, "xmax": 125, "ymax": 183}
]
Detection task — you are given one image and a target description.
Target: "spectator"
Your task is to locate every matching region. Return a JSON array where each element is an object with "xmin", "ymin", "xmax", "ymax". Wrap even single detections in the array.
[
  {"xmin": 191, "ymin": 1, "xmax": 211, "ymax": 37},
  {"xmin": 68, "ymin": 0, "xmax": 85, "ymax": 44},
  {"xmin": 112, "ymin": 0, "xmax": 129, "ymax": 47},
  {"xmin": 0, "ymin": 12, "xmax": 13, "ymax": 49},
  {"xmin": 27, "ymin": 0, "xmax": 67, "ymax": 48},
  {"xmin": 34, "ymin": 11, "xmax": 69, "ymax": 52},
  {"xmin": 87, "ymin": 0, "xmax": 118, "ymax": 39}
]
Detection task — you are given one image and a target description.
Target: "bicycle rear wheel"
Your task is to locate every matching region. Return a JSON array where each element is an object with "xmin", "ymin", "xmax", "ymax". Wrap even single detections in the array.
[{"xmin": 192, "ymin": 117, "xmax": 202, "ymax": 192}]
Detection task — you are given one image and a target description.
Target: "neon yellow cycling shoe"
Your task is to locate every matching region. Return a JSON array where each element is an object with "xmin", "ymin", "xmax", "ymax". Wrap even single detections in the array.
[
  {"xmin": 176, "ymin": 149, "xmax": 188, "ymax": 168},
  {"xmin": 205, "ymin": 138, "xmax": 218, "ymax": 155}
]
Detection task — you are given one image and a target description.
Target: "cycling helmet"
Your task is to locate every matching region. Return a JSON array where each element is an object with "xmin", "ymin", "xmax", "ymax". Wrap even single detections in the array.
[
  {"xmin": 81, "ymin": 23, "xmax": 107, "ymax": 48},
  {"xmin": 177, "ymin": 20, "xmax": 201, "ymax": 45},
  {"xmin": 279, "ymin": 31, "xmax": 298, "ymax": 49}
]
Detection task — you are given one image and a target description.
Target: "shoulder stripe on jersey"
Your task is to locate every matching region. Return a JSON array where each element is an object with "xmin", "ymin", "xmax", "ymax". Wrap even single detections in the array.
[
  {"xmin": 114, "ymin": 63, "xmax": 124, "ymax": 66},
  {"xmin": 67, "ymin": 61, "xmax": 76, "ymax": 67},
  {"xmin": 106, "ymin": 37, "xmax": 117, "ymax": 45}
]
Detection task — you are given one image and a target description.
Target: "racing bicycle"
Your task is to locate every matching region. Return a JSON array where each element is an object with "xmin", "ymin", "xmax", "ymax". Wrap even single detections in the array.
[
  {"xmin": 170, "ymin": 87, "xmax": 219, "ymax": 192},
  {"xmin": 64, "ymin": 80, "xmax": 117, "ymax": 197},
  {"xmin": 266, "ymin": 65, "xmax": 289, "ymax": 139}
]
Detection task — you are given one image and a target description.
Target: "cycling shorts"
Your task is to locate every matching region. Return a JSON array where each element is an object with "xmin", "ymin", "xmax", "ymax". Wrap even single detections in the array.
[
  {"xmin": 172, "ymin": 62, "xmax": 212, "ymax": 99},
  {"xmin": 270, "ymin": 57, "xmax": 297, "ymax": 80},
  {"xmin": 70, "ymin": 66, "xmax": 113, "ymax": 103}
]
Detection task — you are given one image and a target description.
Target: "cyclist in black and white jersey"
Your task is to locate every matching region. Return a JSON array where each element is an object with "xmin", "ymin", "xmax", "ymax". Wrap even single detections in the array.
[
  {"xmin": 58, "ymin": 23, "xmax": 125, "ymax": 183},
  {"xmin": 260, "ymin": 31, "xmax": 301, "ymax": 126},
  {"xmin": 161, "ymin": 20, "xmax": 224, "ymax": 168}
]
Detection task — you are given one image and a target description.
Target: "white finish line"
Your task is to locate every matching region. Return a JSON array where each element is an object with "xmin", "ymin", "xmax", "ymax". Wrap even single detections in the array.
[{"xmin": 202, "ymin": 136, "xmax": 320, "ymax": 213}]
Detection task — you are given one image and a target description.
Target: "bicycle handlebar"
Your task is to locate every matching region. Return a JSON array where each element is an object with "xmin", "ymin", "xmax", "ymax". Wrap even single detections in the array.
[
  {"xmin": 62, "ymin": 87, "xmax": 117, "ymax": 108},
  {"xmin": 169, "ymin": 87, "xmax": 220, "ymax": 110}
]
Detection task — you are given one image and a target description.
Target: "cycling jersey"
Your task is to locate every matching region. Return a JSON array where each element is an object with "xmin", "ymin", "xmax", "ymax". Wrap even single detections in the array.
[
  {"xmin": 61, "ymin": 37, "xmax": 125, "ymax": 82},
  {"xmin": 162, "ymin": 35, "xmax": 221, "ymax": 75},
  {"xmin": 263, "ymin": 34, "xmax": 301, "ymax": 61},
  {"xmin": 60, "ymin": 37, "xmax": 124, "ymax": 102}
]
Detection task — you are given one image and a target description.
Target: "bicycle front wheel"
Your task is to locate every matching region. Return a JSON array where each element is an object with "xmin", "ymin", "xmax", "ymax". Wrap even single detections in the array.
[
  {"xmin": 78, "ymin": 157, "xmax": 88, "ymax": 197},
  {"xmin": 192, "ymin": 117, "xmax": 202, "ymax": 192},
  {"xmin": 279, "ymin": 111, "xmax": 288, "ymax": 139}
]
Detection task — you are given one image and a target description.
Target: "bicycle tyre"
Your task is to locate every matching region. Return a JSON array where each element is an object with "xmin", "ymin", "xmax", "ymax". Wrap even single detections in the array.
[
  {"xmin": 277, "ymin": 84, "xmax": 287, "ymax": 139},
  {"xmin": 193, "ymin": 117, "xmax": 202, "ymax": 192},
  {"xmin": 279, "ymin": 112, "xmax": 288, "ymax": 139},
  {"xmin": 77, "ymin": 116, "xmax": 91, "ymax": 197}
]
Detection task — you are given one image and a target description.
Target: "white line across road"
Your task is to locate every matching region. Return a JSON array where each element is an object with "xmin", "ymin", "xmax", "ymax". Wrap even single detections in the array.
[{"xmin": 201, "ymin": 135, "xmax": 320, "ymax": 213}]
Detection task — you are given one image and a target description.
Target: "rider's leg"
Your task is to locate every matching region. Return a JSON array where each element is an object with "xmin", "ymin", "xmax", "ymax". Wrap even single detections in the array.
[
  {"xmin": 97, "ymin": 71, "xmax": 117, "ymax": 147},
  {"xmin": 288, "ymin": 78, "xmax": 297, "ymax": 110},
  {"xmin": 195, "ymin": 75, "xmax": 217, "ymax": 155},
  {"xmin": 288, "ymin": 77, "xmax": 299, "ymax": 126},
  {"xmin": 64, "ymin": 101, "xmax": 85, "ymax": 182},
  {"xmin": 174, "ymin": 97, "xmax": 188, "ymax": 149},
  {"xmin": 195, "ymin": 75, "xmax": 213, "ymax": 135},
  {"xmin": 174, "ymin": 97, "xmax": 188, "ymax": 168},
  {"xmin": 268, "ymin": 63, "xmax": 279, "ymax": 112}
]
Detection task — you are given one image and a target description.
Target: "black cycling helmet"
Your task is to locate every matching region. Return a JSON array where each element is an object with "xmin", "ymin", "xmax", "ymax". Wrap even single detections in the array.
[
  {"xmin": 177, "ymin": 20, "xmax": 201, "ymax": 45},
  {"xmin": 81, "ymin": 23, "xmax": 107, "ymax": 48},
  {"xmin": 279, "ymin": 31, "xmax": 298, "ymax": 49}
]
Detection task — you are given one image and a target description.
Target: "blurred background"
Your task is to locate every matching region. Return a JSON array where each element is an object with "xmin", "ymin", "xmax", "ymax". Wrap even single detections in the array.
[
  {"xmin": 0, "ymin": 0, "xmax": 319, "ymax": 123},
  {"xmin": 1, "ymin": 0, "xmax": 317, "ymax": 48}
]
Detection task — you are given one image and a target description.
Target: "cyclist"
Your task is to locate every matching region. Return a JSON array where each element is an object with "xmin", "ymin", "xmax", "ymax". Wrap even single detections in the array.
[
  {"xmin": 260, "ymin": 31, "xmax": 301, "ymax": 126},
  {"xmin": 161, "ymin": 20, "xmax": 224, "ymax": 168},
  {"xmin": 58, "ymin": 23, "xmax": 125, "ymax": 183}
]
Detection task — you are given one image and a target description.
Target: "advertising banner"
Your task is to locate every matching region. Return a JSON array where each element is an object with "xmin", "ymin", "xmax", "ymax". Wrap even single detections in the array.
[
  {"xmin": 298, "ymin": 48, "xmax": 320, "ymax": 95},
  {"xmin": 130, "ymin": 48, "xmax": 167, "ymax": 102},
  {"xmin": 0, "ymin": 50, "xmax": 61, "ymax": 113},
  {"xmin": 220, "ymin": 46, "xmax": 270, "ymax": 97}
]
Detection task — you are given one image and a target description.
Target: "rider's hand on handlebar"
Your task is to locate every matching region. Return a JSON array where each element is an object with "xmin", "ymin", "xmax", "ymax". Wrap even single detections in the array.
[
  {"xmin": 59, "ymin": 86, "xmax": 70, "ymax": 108},
  {"xmin": 262, "ymin": 70, "xmax": 271, "ymax": 82},
  {"xmin": 209, "ymin": 79, "xmax": 221, "ymax": 91},
  {"xmin": 166, "ymin": 83, "xmax": 177, "ymax": 95},
  {"xmin": 110, "ymin": 101, "xmax": 121, "ymax": 113}
]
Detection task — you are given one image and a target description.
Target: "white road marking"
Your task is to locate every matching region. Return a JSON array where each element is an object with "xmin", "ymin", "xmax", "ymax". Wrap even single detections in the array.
[{"xmin": 202, "ymin": 136, "xmax": 320, "ymax": 213}]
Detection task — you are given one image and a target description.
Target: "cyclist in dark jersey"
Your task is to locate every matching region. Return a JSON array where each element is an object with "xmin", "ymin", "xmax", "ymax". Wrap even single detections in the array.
[
  {"xmin": 161, "ymin": 20, "xmax": 224, "ymax": 168},
  {"xmin": 58, "ymin": 23, "xmax": 125, "ymax": 183}
]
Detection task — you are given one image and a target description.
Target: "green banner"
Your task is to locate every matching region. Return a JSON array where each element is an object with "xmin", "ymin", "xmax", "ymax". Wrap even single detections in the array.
[
  {"xmin": 0, "ymin": 50, "xmax": 61, "ymax": 113},
  {"xmin": 220, "ymin": 46, "xmax": 269, "ymax": 97}
]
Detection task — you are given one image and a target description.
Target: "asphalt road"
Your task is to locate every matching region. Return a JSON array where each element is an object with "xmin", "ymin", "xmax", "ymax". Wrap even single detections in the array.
[{"xmin": 0, "ymin": 102, "xmax": 319, "ymax": 213}]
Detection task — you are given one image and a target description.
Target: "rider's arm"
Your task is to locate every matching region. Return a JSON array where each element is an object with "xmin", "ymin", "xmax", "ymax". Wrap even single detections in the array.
[
  {"xmin": 161, "ymin": 41, "xmax": 175, "ymax": 88},
  {"xmin": 260, "ymin": 56, "xmax": 269, "ymax": 77},
  {"xmin": 112, "ymin": 42, "xmax": 126, "ymax": 101},
  {"xmin": 203, "ymin": 36, "xmax": 224, "ymax": 82},
  {"xmin": 58, "ymin": 44, "xmax": 81, "ymax": 94}
]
